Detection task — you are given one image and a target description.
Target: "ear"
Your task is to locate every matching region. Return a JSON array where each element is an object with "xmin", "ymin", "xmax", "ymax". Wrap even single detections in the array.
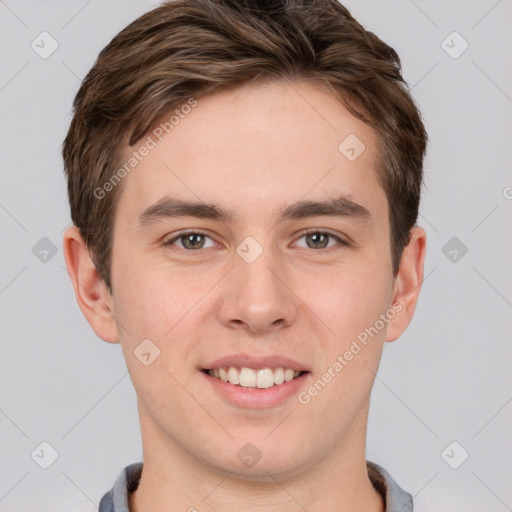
[
  {"xmin": 386, "ymin": 226, "xmax": 426, "ymax": 342},
  {"xmin": 62, "ymin": 226, "xmax": 119, "ymax": 343}
]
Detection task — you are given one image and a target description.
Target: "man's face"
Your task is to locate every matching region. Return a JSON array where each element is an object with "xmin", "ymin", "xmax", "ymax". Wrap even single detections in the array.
[{"xmin": 109, "ymin": 79, "xmax": 398, "ymax": 477}]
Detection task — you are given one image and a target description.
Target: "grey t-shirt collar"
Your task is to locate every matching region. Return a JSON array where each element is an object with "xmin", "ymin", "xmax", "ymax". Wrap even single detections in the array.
[{"xmin": 99, "ymin": 460, "xmax": 413, "ymax": 511}]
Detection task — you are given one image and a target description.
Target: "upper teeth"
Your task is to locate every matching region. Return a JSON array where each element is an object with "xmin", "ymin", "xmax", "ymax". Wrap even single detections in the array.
[{"xmin": 208, "ymin": 367, "xmax": 302, "ymax": 388}]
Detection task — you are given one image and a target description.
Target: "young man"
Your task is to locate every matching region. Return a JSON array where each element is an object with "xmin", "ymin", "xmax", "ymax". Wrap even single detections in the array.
[{"xmin": 62, "ymin": 0, "xmax": 427, "ymax": 510}]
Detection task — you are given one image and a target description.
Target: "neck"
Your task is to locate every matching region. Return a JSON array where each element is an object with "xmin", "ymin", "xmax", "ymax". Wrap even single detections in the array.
[{"xmin": 129, "ymin": 404, "xmax": 384, "ymax": 512}]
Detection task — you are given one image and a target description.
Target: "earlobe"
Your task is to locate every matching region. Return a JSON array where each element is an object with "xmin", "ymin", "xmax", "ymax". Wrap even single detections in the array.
[
  {"xmin": 385, "ymin": 226, "xmax": 426, "ymax": 342},
  {"xmin": 62, "ymin": 226, "xmax": 120, "ymax": 344}
]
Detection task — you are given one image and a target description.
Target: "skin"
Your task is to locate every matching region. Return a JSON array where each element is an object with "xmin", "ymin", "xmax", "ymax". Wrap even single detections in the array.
[{"xmin": 63, "ymin": 78, "xmax": 426, "ymax": 512}]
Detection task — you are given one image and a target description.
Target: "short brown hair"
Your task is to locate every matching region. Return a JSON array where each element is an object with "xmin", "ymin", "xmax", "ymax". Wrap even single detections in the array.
[{"xmin": 62, "ymin": 0, "xmax": 427, "ymax": 294}]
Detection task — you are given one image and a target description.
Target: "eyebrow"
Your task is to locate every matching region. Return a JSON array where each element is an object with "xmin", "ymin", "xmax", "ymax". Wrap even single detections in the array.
[{"xmin": 137, "ymin": 194, "xmax": 371, "ymax": 227}]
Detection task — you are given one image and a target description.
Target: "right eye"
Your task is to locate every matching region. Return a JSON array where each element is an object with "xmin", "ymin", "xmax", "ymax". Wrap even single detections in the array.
[{"xmin": 163, "ymin": 230, "xmax": 218, "ymax": 251}]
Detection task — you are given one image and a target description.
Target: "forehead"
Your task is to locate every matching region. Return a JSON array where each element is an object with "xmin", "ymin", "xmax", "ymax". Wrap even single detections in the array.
[{"xmin": 116, "ymin": 79, "xmax": 385, "ymax": 224}]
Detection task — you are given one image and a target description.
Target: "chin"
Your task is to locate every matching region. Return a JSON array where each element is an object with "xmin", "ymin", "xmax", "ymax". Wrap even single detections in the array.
[{"xmin": 199, "ymin": 439, "xmax": 309, "ymax": 482}]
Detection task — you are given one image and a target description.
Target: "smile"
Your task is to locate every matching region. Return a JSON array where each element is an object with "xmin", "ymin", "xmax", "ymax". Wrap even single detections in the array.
[{"xmin": 204, "ymin": 367, "xmax": 305, "ymax": 389}]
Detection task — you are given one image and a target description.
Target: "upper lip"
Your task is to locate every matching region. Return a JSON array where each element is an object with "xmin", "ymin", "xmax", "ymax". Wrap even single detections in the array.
[{"xmin": 203, "ymin": 353, "xmax": 310, "ymax": 372}]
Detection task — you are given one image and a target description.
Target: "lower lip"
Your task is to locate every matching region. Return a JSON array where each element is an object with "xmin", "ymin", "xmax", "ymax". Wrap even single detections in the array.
[{"xmin": 201, "ymin": 370, "xmax": 310, "ymax": 409}]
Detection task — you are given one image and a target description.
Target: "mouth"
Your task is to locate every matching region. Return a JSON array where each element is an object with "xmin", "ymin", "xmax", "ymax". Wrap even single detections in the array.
[
  {"xmin": 200, "ymin": 354, "xmax": 311, "ymax": 408},
  {"xmin": 201, "ymin": 367, "xmax": 309, "ymax": 389}
]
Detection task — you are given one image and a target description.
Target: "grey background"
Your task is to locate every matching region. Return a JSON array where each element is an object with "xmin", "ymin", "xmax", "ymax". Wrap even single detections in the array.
[{"xmin": 1, "ymin": 0, "xmax": 511, "ymax": 510}]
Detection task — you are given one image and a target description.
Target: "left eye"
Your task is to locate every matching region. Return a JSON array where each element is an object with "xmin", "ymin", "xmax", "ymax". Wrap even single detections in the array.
[
  {"xmin": 295, "ymin": 230, "xmax": 345, "ymax": 250},
  {"xmin": 164, "ymin": 230, "xmax": 345, "ymax": 251}
]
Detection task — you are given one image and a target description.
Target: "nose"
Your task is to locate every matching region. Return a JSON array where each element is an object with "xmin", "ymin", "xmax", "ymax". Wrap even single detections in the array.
[{"xmin": 216, "ymin": 242, "xmax": 298, "ymax": 335}]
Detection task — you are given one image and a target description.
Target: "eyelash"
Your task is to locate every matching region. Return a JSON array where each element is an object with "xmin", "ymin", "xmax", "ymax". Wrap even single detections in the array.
[{"xmin": 163, "ymin": 228, "xmax": 348, "ymax": 254}]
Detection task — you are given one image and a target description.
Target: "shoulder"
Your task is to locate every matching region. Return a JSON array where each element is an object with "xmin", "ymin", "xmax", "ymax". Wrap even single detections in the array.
[
  {"xmin": 98, "ymin": 462, "xmax": 143, "ymax": 512},
  {"xmin": 367, "ymin": 460, "xmax": 414, "ymax": 512}
]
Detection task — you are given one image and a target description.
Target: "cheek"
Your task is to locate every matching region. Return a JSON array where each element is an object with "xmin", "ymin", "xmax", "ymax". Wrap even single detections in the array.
[
  {"xmin": 112, "ymin": 271, "xmax": 200, "ymax": 413},
  {"xmin": 310, "ymin": 264, "xmax": 393, "ymax": 347},
  {"xmin": 320, "ymin": 266, "xmax": 392, "ymax": 395},
  {"xmin": 112, "ymin": 260, "xmax": 213, "ymax": 392},
  {"xmin": 113, "ymin": 254, "xmax": 203, "ymax": 338},
  {"xmin": 300, "ymin": 270, "xmax": 389, "ymax": 422}
]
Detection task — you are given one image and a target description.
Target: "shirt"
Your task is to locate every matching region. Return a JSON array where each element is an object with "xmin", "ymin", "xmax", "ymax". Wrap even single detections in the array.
[{"xmin": 98, "ymin": 460, "xmax": 413, "ymax": 511}]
